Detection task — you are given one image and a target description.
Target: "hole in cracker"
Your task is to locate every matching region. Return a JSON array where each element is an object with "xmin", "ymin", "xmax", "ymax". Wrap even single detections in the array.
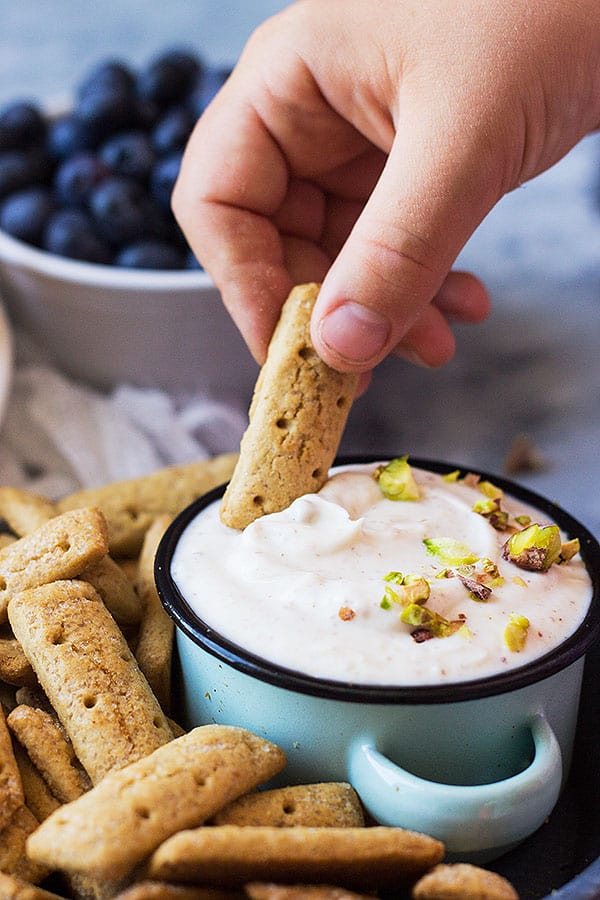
[
  {"xmin": 336, "ymin": 395, "xmax": 348, "ymax": 408},
  {"xmin": 298, "ymin": 345, "xmax": 318, "ymax": 363},
  {"xmin": 252, "ymin": 495, "xmax": 264, "ymax": 507},
  {"xmin": 283, "ymin": 801, "xmax": 296, "ymax": 815},
  {"xmin": 124, "ymin": 505, "xmax": 140, "ymax": 522},
  {"xmin": 135, "ymin": 806, "xmax": 151, "ymax": 820},
  {"xmin": 57, "ymin": 538, "xmax": 71, "ymax": 552},
  {"xmin": 312, "ymin": 469, "xmax": 322, "ymax": 481},
  {"xmin": 0, "ymin": 577, "xmax": 6, "ymax": 592},
  {"xmin": 49, "ymin": 627, "xmax": 65, "ymax": 646},
  {"xmin": 153, "ymin": 716, "xmax": 164, "ymax": 728},
  {"xmin": 276, "ymin": 418, "xmax": 290, "ymax": 430},
  {"xmin": 194, "ymin": 775, "xmax": 206, "ymax": 787},
  {"xmin": 82, "ymin": 693, "xmax": 97, "ymax": 709}
]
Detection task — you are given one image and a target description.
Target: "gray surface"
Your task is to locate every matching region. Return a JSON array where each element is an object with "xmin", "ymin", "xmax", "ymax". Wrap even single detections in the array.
[{"xmin": 1, "ymin": 0, "xmax": 599, "ymax": 537}]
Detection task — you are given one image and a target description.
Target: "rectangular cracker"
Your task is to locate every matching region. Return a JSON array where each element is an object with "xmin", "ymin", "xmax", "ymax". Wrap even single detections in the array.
[
  {"xmin": 8, "ymin": 579, "xmax": 173, "ymax": 785},
  {"xmin": 12, "ymin": 741, "xmax": 61, "ymax": 823},
  {"xmin": 220, "ymin": 284, "xmax": 358, "ymax": 529},
  {"xmin": 0, "ymin": 507, "xmax": 109, "ymax": 622},
  {"xmin": 26, "ymin": 725, "xmax": 287, "ymax": 881},
  {"xmin": 245, "ymin": 885, "xmax": 377, "ymax": 900},
  {"xmin": 7, "ymin": 703, "xmax": 91, "ymax": 803},
  {"xmin": 147, "ymin": 825, "xmax": 445, "ymax": 890},
  {"xmin": 0, "ymin": 702, "xmax": 24, "ymax": 832},
  {"xmin": 0, "ymin": 804, "xmax": 49, "ymax": 884},
  {"xmin": 212, "ymin": 782, "xmax": 364, "ymax": 828},
  {"xmin": 0, "ymin": 631, "xmax": 36, "ymax": 687},
  {"xmin": 0, "ymin": 487, "xmax": 56, "ymax": 537},
  {"xmin": 113, "ymin": 883, "xmax": 245, "ymax": 900},
  {"xmin": 80, "ymin": 554, "xmax": 143, "ymax": 626},
  {"xmin": 57, "ymin": 453, "xmax": 238, "ymax": 558},
  {"xmin": 133, "ymin": 514, "xmax": 174, "ymax": 713}
]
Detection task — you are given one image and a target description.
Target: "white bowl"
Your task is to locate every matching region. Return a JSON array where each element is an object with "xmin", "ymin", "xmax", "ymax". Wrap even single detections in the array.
[
  {"xmin": 0, "ymin": 293, "xmax": 13, "ymax": 427},
  {"xmin": 0, "ymin": 227, "xmax": 258, "ymax": 398}
]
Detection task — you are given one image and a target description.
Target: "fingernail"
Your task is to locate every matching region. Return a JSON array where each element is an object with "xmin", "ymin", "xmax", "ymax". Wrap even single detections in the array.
[{"xmin": 318, "ymin": 301, "xmax": 391, "ymax": 364}]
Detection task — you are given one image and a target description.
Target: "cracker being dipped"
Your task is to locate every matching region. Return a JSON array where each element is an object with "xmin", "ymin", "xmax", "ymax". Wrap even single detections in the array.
[{"xmin": 220, "ymin": 283, "xmax": 359, "ymax": 529}]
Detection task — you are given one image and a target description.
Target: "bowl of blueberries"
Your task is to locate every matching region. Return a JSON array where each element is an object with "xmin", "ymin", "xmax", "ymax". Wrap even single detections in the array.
[{"xmin": 0, "ymin": 47, "xmax": 259, "ymax": 397}]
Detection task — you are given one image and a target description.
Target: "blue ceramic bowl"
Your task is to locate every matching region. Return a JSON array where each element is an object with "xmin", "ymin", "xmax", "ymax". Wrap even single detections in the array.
[{"xmin": 155, "ymin": 457, "xmax": 600, "ymax": 864}]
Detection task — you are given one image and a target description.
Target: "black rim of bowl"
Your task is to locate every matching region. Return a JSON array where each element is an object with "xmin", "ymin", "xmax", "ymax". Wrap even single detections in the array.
[{"xmin": 155, "ymin": 455, "xmax": 600, "ymax": 705}]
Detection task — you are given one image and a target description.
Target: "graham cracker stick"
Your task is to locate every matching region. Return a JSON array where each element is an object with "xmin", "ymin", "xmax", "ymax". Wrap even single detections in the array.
[
  {"xmin": 8, "ymin": 579, "xmax": 173, "ymax": 785},
  {"xmin": 220, "ymin": 284, "xmax": 358, "ymax": 529},
  {"xmin": 147, "ymin": 825, "xmax": 445, "ymax": 890},
  {"xmin": 0, "ymin": 507, "xmax": 109, "ymax": 623},
  {"xmin": 26, "ymin": 725, "xmax": 287, "ymax": 881},
  {"xmin": 7, "ymin": 703, "xmax": 91, "ymax": 803},
  {"xmin": 134, "ymin": 515, "xmax": 174, "ymax": 713},
  {"xmin": 212, "ymin": 783, "xmax": 364, "ymax": 828},
  {"xmin": 57, "ymin": 454, "xmax": 238, "ymax": 558},
  {"xmin": 0, "ymin": 702, "xmax": 24, "ymax": 832}
]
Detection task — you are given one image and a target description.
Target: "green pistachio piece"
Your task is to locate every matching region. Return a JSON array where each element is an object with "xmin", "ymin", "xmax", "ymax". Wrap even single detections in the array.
[
  {"xmin": 374, "ymin": 456, "xmax": 420, "ymax": 501},
  {"xmin": 442, "ymin": 469, "xmax": 461, "ymax": 482},
  {"xmin": 380, "ymin": 573, "xmax": 430, "ymax": 608},
  {"xmin": 400, "ymin": 603, "xmax": 462, "ymax": 638},
  {"xmin": 423, "ymin": 537, "xmax": 479, "ymax": 566},
  {"xmin": 478, "ymin": 480, "xmax": 504, "ymax": 500},
  {"xmin": 504, "ymin": 613, "xmax": 530, "ymax": 652},
  {"xmin": 502, "ymin": 523, "xmax": 562, "ymax": 572}
]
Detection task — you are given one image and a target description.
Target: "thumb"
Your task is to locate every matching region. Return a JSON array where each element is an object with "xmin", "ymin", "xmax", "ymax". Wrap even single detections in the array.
[{"xmin": 311, "ymin": 125, "xmax": 499, "ymax": 372}]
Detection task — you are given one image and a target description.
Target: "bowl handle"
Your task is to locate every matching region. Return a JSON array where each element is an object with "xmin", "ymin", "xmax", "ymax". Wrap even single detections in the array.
[{"xmin": 348, "ymin": 713, "xmax": 562, "ymax": 861}]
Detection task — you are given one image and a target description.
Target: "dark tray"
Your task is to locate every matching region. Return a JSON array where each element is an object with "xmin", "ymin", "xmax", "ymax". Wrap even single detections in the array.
[{"xmin": 490, "ymin": 635, "xmax": 600, "ymax": 899}]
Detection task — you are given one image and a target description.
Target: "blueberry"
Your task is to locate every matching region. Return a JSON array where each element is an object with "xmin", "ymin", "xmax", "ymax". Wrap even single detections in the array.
[
  {"xmin": 53, "ymin": 152, "xmax": 107, "ymax": 206},
  {"xmin": 47, "ymin": 114, "xmax": 95, "ymax": 161},
  {"xmin": 77, "ymin": 59, "xmax": 136, "ymax": 100},
  {"xmin": 43, "ymin": 207, "xmax": 112, "ymax": 263},
  {"xmin": 151, "ymin": 106, "xmax": 194, "ymax": 156},
  {"xmin": 149, "ymin": 152, "xmax": 182, "ymax": 209},
  {"xmin": 0, "ymin": 101, "xmax": 46, "ymax": 151},
  {"xmin": 116, "ymin": 238, "xmax": 185, "ymax": 269},
  {"xmin": 99, "ymin": 131, "xmax": 155, "ymax": 181},
  {"xmin": 137, "ymin": 47, "xmax": 202, "ymax": 108},
  {"xmin": 74, "ymin": 86, "xmax": 136, "ymax": 144},
  {"xmin": 0, "ymin": 149, "xmax": 51, "ymax": 200},
  {"xmin": 0, "ymin": 186, "xmax": 55, "ymax": 245},
  {"xmin": 89, "ymin": 175, "xmax": 152, "ymax": 245},
  {"xmin": 187, "ymin": 64, "xmax": 232, "ymax": 118}
]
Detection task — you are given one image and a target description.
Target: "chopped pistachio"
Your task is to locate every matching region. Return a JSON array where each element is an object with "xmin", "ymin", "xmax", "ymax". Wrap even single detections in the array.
[
  {"xmin": 442, "ymin": 469, "xmax": 461, "ymax": 482},
  {"xmin": 457, "ymin": 574, "xmax": 492, "ymax": 602},
  {"xmin": 374, "ymin": 456, "xmax": 420, "ymax": 501},
  {"xmin": 472, "ymin": 497, "xmax": 500, "ymax": 516},
  {"xmin": 512, "ymin": 576, "xmax": 528, "ymax": 587},
  {"xmin": 380, "ymin": 573, "xmax": 430, "ymax": 608},
  {"xmin": 478, "ymin": 480, "xmax": 504, "ymax": 500},
  {"xmin": 338, "ymin": 606, "xmax": 356, "ymax": 621},
  {"xmin": 458, "ymin": 623, "xmax": 474, "ymax": 639},
  {"xmin": 383, "ymin": 571, "xmax": 404, "ymax": 584},
  {"xmin": 423, "ymin": 537, "xmax": 479, "ymax": 566},
  {"xmin": 472, "ymin": 496, "xmax": 510, "ymax": 531},
  {"xmin": 400, "ymin": 603, "xmax": 462, "ymax": 638},
  {"xmin": 515, "ymin": 515, "xmax": 532, "ymax": 527},
  {"xmin": 559, "ymin": 538, "xmax": 580, "ymax": 564},
  {"xmin": 504, "ymin": 613, "xmax": 530, "ymax": 652},
  {"xmin": 502, "ymin": 523, "xmax": 562, "ymax": 572}
]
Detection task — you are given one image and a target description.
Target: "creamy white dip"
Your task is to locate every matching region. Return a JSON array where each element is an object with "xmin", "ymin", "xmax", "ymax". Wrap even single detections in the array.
[{"xmin": 171, "ymin": 463, "xmax": 593, "ymax": 686}]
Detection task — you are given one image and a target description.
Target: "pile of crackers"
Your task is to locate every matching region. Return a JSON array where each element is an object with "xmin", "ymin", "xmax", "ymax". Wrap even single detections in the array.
[{"xmin": 0, "ymin": 285, "xmax": 520, "ymax": 900}]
